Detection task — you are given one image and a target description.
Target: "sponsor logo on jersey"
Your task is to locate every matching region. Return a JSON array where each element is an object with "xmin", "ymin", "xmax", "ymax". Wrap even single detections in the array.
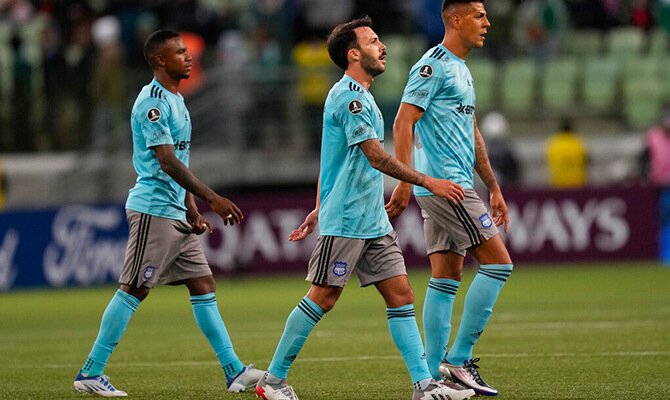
[
  {"xmin": 147, "ymin": 108, "xmax": 161, "ymax": 122},
  {"xmin": 143, "ymin": 265, "xmax": 155, "ymax": 280},
  {"xmin": 419, "ymin": 64, "xmax": 433, "ymax": 78},
  {"xmin": 479, "ymin": 213, "xmax": 493, "ymax": 228},
  {"xmin": 456, "ymin": 102, "xmax": 475, "ymax": 115},
  {"xmin": 333, "ymin": 261, "xmax": 347, "ymax": 276},
  {"xmin": 174, "ymin": 140, "xmax": 191, "ymax": 151},
  {"xmin": 348, "ymin": 100, "xmax": 363, "ymax": 115}
]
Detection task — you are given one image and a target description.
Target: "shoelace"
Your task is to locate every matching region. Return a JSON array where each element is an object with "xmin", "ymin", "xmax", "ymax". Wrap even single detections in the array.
[
  {"xmin": 278, "ymin": 385, "xmax": 297, "ymax": 399},
  {"xmin": 97, "ymin": 375, "xmax": 116, "ymax": 391},
  {"xmin": 463, "ymin": 358, "xmax": 486, "ymax": 385}
]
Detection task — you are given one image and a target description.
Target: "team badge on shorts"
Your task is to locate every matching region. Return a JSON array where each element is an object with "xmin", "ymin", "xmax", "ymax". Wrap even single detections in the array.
[
  {"xmin": 143, "ymin": 265, "xmax": 155, "ymax": 280},
  {"xmin": 348, "ymin": 100, "xmax": 363, "ymax": 115},
  {"xmin": 147, "ymin": 108, "xmax": 161, "ymax": 122},
  {"xmin": 479, "ymin": 213, "xmax": 493, "ymax": 228},
  {"xmin": 333, "ymin": 261, "xmax": 348, "ymax": 277},
  {"xmin": 419, "ymin": 64, "xmax": 433, "ymax": 78}
]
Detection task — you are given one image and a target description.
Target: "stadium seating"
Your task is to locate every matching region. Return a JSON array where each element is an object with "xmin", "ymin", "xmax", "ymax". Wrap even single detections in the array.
[
  {"xmin": 541, "ymin": 57, "xmax": 580, "ymax": 114},
  {"xmin": 563, "ymin": 29, "xmax": 605, "ymax": 57},
  {"xmin": 607, "ymin": 26, "xmax": 645, "ymax": 60},
  {"xmin": 500, "ymin": 58, "xmax": 537, "ymax": 115},
  {"xmin": 467, "ymin": 57, "xmax": 496, "ymax": 112},
  {"xmin": 581, "ymin": 56, "xmax": 621, "ymax": 114},
  {"xmin": 622, "ymin": 56, "xmax": 664, "ymax": 129}
]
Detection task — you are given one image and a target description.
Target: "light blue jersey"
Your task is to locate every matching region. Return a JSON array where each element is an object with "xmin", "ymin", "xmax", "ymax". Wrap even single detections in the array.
[
  {"xmin": 318, "ymin": 75, "xmax": 392, "ymax": 239},
  {"xmin": 126, "ymin": 79, "xmax": 191, "ymax": 221},
  {"xmin": 401, "ymin": 44, "xmax": 476, "ymax": 196}
]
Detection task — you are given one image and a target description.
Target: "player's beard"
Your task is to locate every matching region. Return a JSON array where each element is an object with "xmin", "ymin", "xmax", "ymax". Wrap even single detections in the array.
[{"xmin": 360, "ymin": 52, "xmax": 385, "ymax": 77}]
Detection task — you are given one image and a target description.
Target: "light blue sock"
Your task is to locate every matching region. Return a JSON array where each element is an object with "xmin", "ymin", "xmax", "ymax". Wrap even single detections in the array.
[
  {"xmin": 80, "ymin": 290, "xmax": 140, "ymax": 376},
  {"xmin": 191, "ymin": 293, "xmax": 245, "ymax": 378},
  {"xmin": 387, "ymin": 304, "xmax": 432, "ymax": 385},
  {"xmin": 423, "ymin": 278, "xmax": 460, "ymax": 379},
  {"xmin": 446, "ymin": 264, "xmax": 513, "ymax": 365},
  {"xmin": 268, "ymin": 297, "xmax": 324, "ymax": 380}
]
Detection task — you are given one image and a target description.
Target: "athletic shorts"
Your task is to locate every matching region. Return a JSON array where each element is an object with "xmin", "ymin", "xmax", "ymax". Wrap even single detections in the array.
[
  {"xmin": 306, "ymin": 231, "xmax": 407, "ymax": 288},
  {"xmin": 416, "ymin": 189, "xmax": 499, "ymax": 257},
  {"xmin": 119, "ymin": 210, "xmax": 211, "ymax": 288}
]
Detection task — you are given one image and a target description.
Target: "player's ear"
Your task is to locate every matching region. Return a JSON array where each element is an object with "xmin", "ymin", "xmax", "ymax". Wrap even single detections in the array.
[{"xmin": 348, "ymin": 47, "xmax": 360, "ymax": 63}]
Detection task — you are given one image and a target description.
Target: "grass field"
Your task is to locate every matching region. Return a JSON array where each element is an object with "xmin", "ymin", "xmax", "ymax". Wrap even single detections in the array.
[{"xmin": 1, "ymin": 262, "xmax": 669, "ymax": 400}]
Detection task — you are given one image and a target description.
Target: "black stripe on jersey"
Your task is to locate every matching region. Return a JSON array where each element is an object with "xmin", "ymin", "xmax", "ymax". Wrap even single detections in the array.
[
  {"xmin": 129, "ymin": 214, "xmax": 151, "ymax": 288},
  {"xmin": 348, "ymin": 82, "xmax": 363, "ymax": 93},
  {"xmin": 150, "ymin": 86, "xmax": 164, "ymax": 99},
  {"xmin": 449, "ymin": 202, "xmax": 481, "ymax": 248},
  {"xmin": 429, "ymin": 48, "xmax": 446, "ymax": 60}
]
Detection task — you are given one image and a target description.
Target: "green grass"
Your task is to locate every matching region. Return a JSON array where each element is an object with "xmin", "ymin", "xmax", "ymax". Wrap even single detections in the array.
[{"xmin": 1, "ymin": 262, "xmax": 669, "ymax": 399}]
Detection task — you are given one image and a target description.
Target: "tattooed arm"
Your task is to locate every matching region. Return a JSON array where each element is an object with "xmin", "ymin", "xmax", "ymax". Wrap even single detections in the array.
[
  {"xmin": 474, "ymin": 117, "xmax": 510, "ymax": 232},
  {"xmin": 358, "ymin": 139, "xmax": 464, "ymax": 203}
]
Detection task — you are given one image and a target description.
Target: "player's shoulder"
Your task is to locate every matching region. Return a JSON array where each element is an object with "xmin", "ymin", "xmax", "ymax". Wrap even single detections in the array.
[
  {"xmin": 410, "ymin": 46, "xmax": 460, "ymax": 79},
  {"xmin": 133, "ymin": 83, "xmax": 172, "ymax": 119},
  {"xmin": 329, "ymin": 78, "xmax": 372, "ymax": 115}
]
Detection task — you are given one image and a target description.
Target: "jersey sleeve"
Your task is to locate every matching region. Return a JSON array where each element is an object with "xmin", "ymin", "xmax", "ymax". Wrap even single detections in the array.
[
  {"xmin": 400, "ymin": 58, "xmax": 447, "ymax": 111},
  {"xmin": 334, "ymin": 91, "xmax": 378, "ymax": 147},
  {"xmin": 135, "ymin": 98, "xmax": 173, "ymax": 149}
]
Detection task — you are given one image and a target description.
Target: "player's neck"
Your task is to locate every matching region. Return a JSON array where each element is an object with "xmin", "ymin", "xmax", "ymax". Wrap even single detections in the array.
[
  {"xmin": 344, "ymin": 67, "xmax": 373, "ymax": 91},
  {"xmin": 441, "ymin": 35, "xmax": 470, "ymax": 60},
  {"xmin": 153, "ymin": 72, "xmax": 181, "ymax": 94}
]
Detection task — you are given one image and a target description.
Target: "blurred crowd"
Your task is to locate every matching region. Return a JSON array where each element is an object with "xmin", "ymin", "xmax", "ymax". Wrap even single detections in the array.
[{"xmin": 0, "ymin": 0, "xmax": 668, "ymax": 153}]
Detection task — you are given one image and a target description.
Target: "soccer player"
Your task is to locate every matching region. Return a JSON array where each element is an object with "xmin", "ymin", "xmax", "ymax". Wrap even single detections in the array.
[
  {"xmin": 72, "ymin": 30, "xmax": 264, "ymax": 397},
  {"xmin": 254, "ymin": 17, "xmax": 475, "ymax": 400},
  {"xmin": 386, "ymin": 0, "xmax": 513, "ymax": 396}
]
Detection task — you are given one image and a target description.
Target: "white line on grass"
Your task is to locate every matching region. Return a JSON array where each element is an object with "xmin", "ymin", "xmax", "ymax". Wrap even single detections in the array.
[{"xmin": 17, "ymin": 350, "xmax": 670, "ymax": 370}]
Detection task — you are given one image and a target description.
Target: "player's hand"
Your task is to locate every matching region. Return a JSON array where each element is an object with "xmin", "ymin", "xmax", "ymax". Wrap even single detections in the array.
[
  {"xmin": 490, "ymin": 190, "xmax": 509, "ymax": 233},
  {"xmin": 385, "ymin": 183, "xmax": 412, "ymax": 218},
  {"xmin": 187, "ymin": 209, "xmax": 212, "ymax": 235},
  {"xmin": 210, "ymin": 195, "xmax": 243, "ymax": 225},
  {"xmin": 424, "ymin": 177, "xmax": 465, "ymax": 203},
  {"xmin": 289, "ymin": 209, "xmax": 318, "ymax": 241}
]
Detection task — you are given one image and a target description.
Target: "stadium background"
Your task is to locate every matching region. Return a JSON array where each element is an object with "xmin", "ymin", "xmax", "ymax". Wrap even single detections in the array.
[
  {"xmin": 1, "ymin": 0, "xmax": 669, "ymax": 288},
  {"xmin": 0, "ymin": 2, "xmax": 669, "ymax": 399}
]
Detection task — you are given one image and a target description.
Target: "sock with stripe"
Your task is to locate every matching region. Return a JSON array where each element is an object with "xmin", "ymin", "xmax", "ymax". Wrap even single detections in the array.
[
  {"xmin": 446, "ymin": 264, "xmax": 513, "ymax": 365},
  {"xmin": 387, "ymin": 304, "xmax": 432, "ymax": 387},
  {"xmin": 190, "ymin": 293, "xmax": 245, "ymax": 378},
  {"xmin": 267, "ymin": 296, "xmax": 324, "ymax": 381},
  {"xmin": 80, "ymin": 290, "xmax": 140, "ymax": 376},
  {"xmin": 423, "ymin": 278, "xmax": 460, "ymax": 379}
]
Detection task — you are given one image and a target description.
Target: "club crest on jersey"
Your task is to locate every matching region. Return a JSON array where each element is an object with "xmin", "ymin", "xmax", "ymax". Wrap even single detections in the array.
[
  {"xmin": 479, "ymin": 213, "xmax": 493, "ymax": 228},
  {"xmin": 419, "ymin": 64, "xmax": 433, "ymax": 78},
  {"xmin": 348, "ymin": 100, "xmax": 363, "ymax": 115},
  {"xmin": 147, "ymin": 108, "xmax": 161, "ymax": 123},
  {"xmin": 333, "ymin": 261, "xmax": 348, "ymax": 277},
  {"xmin": 143, "ymin": 265, "xmax": 155, "ymax": 280}
]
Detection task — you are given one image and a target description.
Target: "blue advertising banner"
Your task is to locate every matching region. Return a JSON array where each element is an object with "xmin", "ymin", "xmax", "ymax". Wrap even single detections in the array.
[{"xmin": 0, "ymin": 205, "xmax": 128, "ymax": 290}]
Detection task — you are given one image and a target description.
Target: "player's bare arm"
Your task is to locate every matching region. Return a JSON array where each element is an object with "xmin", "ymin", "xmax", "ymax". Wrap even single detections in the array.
[
  {"xmin": 185, "ymin": 192, "xmax": 211, "ymax": 234},
  {"xmin": 288, "ymin": 178, "xmax": 321, "ymax": 242},
  {"xmin": 359, "ymin": 138, "xmax": 464, "ymax": 203},
  {"xmin": 153, "ymin": 144, "xmax": 243, "ymax": 225},
  {"xmin": 386, "ymin": 102, "xmax": 424, "ymax": 218},
  {"xmin": 473, "ymin": 118, "xmax": 509, "ymax": 232}
]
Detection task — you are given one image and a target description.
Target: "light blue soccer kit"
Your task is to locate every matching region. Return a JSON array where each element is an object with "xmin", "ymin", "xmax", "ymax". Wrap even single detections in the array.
[
  {"xmin": 266, "ymin": 75, "xmax": 437, "ymax": 389},
  {"xmin": 401, "ymin": 45, "xmax": 513, "ymax": 377},
  {"xmin": 79, "ymin": 80, "xmax": 247, "ymax": 383}
]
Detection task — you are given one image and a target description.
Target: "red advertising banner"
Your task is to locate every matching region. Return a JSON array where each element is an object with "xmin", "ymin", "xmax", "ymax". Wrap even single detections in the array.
[{"xmin": 199, "ymin": 186, "xmax": 658, "ymax": 274}]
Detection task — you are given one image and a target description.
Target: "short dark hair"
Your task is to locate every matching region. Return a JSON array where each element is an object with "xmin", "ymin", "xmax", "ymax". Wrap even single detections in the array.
[
  {"xmin": 326, "ymin": 16, "xmax": 373, "ymax": 71},
  {"xmin": 442, "ymin": 0, "xmax": 484, "ymax": 12},
  {"xmin": 144, "ymin": 29, "xmax": 181, "ymax": 67}
]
